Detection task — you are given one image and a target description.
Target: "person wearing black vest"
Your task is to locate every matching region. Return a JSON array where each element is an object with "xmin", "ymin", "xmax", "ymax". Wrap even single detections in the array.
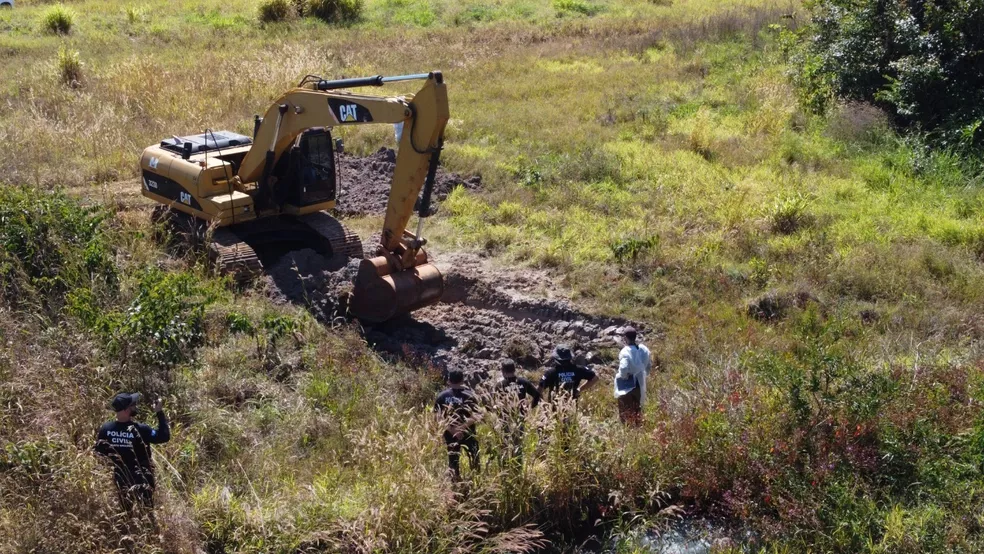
[
  {"xmin": 538, "ymin": 345, "xmax": 598, "ymax": 401},
  {"xmin": 94, "ymin": 393, "xmax": 170, "ymax": 512},
  {"xmin": 494, "ymin": 359, "xmax": 541, "ymax": 462},
  {"xmin": 434, "ymin": 370, "xmax": 481, "ymax": 480}
]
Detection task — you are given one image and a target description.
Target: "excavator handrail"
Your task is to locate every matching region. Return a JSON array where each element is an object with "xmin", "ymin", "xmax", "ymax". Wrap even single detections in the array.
[{"xmin": 315, "ymin": 72, "xmax": 440, "ymax": 91}]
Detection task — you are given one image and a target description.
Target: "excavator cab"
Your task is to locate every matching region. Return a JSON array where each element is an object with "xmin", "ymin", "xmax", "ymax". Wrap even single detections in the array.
[{"xmin": 281, "ymin": 128, "xmax": 337, "ymax": 209}]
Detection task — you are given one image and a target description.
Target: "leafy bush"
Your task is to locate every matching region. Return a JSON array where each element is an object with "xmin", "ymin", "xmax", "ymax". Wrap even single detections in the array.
[
  {"xmin": 40, "ymin": 4, "xmax": 75, "ymax": 34},
  {"xmin": 0, "ymin": 186, "xmax": 115, "ymax": 311},
  {"xmin": 767, "ymin": 193, "xmax": 811, "ymax": 235},
  {"xmin": 57, "ymin": 46, "xmax": 82, "ymax": 86},
  {"xmin": 795, "ymin": 0, "xmax": 984, "ymax": 148},
  {"xmin": 70, "ymin": 268, "xmax": 220, "ymax": 369},
  {"xmin": 610, "ymin": 235, "xmax": 660, "ymax": 264},
  {"xmin": 553, "ymin": 0, "xmax": 603, "ymax": 16},
  {"xmin": 258, "ymin": 0, "xmax": 295, "ymax": 22},
  {"xmin": 307, "ymin": 0, "xmax": 363, "ymax": 24}
]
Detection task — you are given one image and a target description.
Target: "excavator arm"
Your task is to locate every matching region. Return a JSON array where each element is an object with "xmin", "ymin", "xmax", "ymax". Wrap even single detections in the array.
[{"xmin": 239, "ymin": 72, "xmax": 450, "ymax": 322}]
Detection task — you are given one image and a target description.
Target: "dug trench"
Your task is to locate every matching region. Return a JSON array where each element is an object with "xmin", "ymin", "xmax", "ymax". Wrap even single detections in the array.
[{"xmin": 260, "ymin": 148, "xmax": 644, "ymax": 377}]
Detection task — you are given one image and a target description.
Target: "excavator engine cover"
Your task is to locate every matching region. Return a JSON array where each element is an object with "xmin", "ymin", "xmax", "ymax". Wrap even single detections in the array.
[{"xmin": 350, "ymin": 254, "xmax": 444, "ymax": 322}]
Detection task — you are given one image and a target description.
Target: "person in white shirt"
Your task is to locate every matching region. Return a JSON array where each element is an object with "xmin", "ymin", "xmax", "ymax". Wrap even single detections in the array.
[{"xmin": 614, "ymin": 326, "xmax": 651, "ymax": 426}]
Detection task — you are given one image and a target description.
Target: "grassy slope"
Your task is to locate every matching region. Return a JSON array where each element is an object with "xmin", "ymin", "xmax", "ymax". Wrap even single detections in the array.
[{"xmin": 3, "ymin": 0, "xmax": 984, "ymax": 552}]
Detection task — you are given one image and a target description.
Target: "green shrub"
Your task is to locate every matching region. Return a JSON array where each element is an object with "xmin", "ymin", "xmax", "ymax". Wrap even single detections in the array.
[
  {"xmin": 70, "ymin": 268, "xmax": 221, "ymax": 369},
  {"xmin": 610, "ymin": 235, "xmax": 659, "ymax": 264},
  {"xmin": 40, "ymin": 4, "xmax": 75, "ymax": 35},
  {"xmin": 57, "ymin": 46, "xmax": 82, "ymax": 85},
  {"xmin": 0, "ymin": 186, "xmax": 115, "ymax": 311},
  {"xmin": 307, "ymin": 0, "xmax": 363, "ymax": 24},
  {"xmin": 796, "ymin": 0, "xmax": 984, "ymax": 148},
  {"xmin": 258, "ymin": 0, "xmax": 295, "ymax": 22},
  {"xmin": 767, "ymin": 193, "xmax": 811, "ymax": 235},
  {"xmin": 123, "ymin": 5, "xmax": 147, "ymax": 24},
  {"xmin": 552, "ymin": 0, "xmax": 603, "ymax": 16}
]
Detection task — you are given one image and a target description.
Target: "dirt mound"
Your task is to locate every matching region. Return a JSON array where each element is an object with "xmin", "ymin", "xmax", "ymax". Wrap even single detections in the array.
[
  {"xmin": 335, "ymin": 147, "xmax": 481, "ymax": 216},
  {"xmin": 261, "ymin": 249, "xmax": 360, "ymax": 322}
]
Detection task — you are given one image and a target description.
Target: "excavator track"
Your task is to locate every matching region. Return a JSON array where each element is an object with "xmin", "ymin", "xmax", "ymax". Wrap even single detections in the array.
[
  {"xmin": 155, "ymin": 207, "xmax": 363, "ymax": 283},
  {"xmin": 297, "ymin": 211, "xmax": 365, "ymax": 260},
  {"xmin": 208, "ymin": 228, "xmax": 263, "ymax": 283}
]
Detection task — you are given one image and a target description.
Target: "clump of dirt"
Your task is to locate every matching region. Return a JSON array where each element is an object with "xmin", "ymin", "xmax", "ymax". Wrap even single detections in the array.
[
  {"xmin": 262, "ymin": 249, "xmax": 361, "ymax": 322},
  {"xmin": 335, "ymin": 147, "xmax": 482, "ymax": 216}
]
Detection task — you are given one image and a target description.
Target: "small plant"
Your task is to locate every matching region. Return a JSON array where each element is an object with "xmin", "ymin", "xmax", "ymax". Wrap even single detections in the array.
[
  {"xmin": 552, "ymin": 0, "xmax": 602, "ymax": 16},
  {"xmin": 768, "ymin": 193, "xmax": 811, "ymax": 235},
  {"xmin": 124, "ymin": 5, "xmax": 147, "ymax": 25},
  {"xmin": 57, "ymin": 46, "xmax": 83, "ymax": 86},
  {"xmin": 226, "ymin": 312, "xmax": 256, "ymax": 336},
  {"xmin": 258, "ymin": 0, "xmax": 295, "ymax": 23},
  {"xmin": 40, "ymin": 4, "xmax": 75, "ymax": 35},
  {"xmin": 611, "ymin": 235, "xmax": 660, "ymax": 264},
  {"xmin": 307, "ymin": 0, "xmax": 363, "ymax": 24}
]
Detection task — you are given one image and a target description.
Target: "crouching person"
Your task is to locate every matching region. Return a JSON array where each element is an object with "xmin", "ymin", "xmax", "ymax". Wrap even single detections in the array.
[
  {"xmin": 434, "ymin": 370, "xmax": 481, "ymax": 480},
  {"xmin": 94, "ymin": 393, "xmax": 170, "ymax": 515}
]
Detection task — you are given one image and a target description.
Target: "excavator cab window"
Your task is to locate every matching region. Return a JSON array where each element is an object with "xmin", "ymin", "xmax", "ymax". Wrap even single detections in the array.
[{"xmin": 285, "ymin": 128, "xmax": 336, "ymax": 207}]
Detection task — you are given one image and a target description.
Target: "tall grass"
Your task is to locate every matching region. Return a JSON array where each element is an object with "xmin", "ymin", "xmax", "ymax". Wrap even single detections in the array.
[{"xmin": 3, "ymin": 0, "xmax": 984, "ymax": 551}]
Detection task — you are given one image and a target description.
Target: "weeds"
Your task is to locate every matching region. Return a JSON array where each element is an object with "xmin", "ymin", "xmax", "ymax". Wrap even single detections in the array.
[
  {"xmin": 307, "ymin": 0, "xmax": 363, "ymax": 24},
  {"xmin": 57, "ymin": 46, "xmax": 83, "ymax": 86},
  {"xmin": 258, "ymin": 0, "xmax": 295, "ymax": 23},
  {"xmin": 40, "ymin": 4, "xmax": 75, "ymax": 34}
]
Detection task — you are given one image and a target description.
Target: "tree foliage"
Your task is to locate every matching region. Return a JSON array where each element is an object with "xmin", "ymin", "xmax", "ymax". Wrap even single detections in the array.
[{"xmin": 797, "ymin": 0, "xmax": 984, "ymax": 148}]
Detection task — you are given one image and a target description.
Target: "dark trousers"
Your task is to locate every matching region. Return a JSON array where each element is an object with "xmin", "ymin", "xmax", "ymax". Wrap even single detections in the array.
[
  {"xmin": 618, "ymin": 386, "xmax": 642, "ymax": 426},
  {"xmin": 443, "ymin": 430, "xmax": 479, "ymax": 479},
  {"xmin": 118, "ymin": 483, "xmax": 154, "ymax": 512}
]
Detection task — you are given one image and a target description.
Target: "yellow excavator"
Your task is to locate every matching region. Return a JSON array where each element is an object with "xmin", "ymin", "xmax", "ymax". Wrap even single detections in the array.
[{"xmin": 140, "ymin": 71, "xmax": 449, "ymax": 322}]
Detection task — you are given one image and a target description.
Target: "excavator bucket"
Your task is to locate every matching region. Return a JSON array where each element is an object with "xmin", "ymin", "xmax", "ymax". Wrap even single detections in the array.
[{"xmin": 349, "ymin": 253, "xmax": 444, "ymax": 322}]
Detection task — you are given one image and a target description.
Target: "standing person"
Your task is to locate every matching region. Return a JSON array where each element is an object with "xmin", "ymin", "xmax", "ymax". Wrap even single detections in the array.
[
  {"xmin": 94, "ymin": 393, "xmax": 171, "ymax": 513},
  {"xmin": 538, "ymin": 345, "xmax": 598, "ymax": 402},
  {"xmin": 434, "ymin": 370, "xmax": 481, "ymax": 480},
  {"xmin": 614, "ymin": 326, "xmax": 652, "ymax": 426},
  {"xmin": 495, "ymin": 359, "xmax": 541, "ymax": 461}
]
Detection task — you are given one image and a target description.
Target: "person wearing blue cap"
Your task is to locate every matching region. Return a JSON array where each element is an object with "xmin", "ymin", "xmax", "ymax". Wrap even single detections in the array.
[
  {"xmin": 94, "ymin": 392, "xmax": 170, "ymax": 513},
  {"xmin": 614, "ymin": 327, "xmax": 651, "ymax": 426},
  {"xmin": 538, "ymin": 345, "xmax": 598, "ymax": 401}
]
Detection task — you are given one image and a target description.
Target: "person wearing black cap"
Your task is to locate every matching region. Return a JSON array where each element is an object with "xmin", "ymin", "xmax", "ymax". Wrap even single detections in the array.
[
  {"xmin": 538, "ymin": 345, "xmax": 598, "ymax": 401},
  {"xmin": 94, "ymin": 392, "xmax": 170, "ymax": 512},
  {"xmin": 434, "ymin": 370, "xmax": 481, "ymax": 480},
  {"xmin": 614, "ymin": 326, "xmax": 651, "ymax": 426},
  {"xmin": 494, "ymin": 359, "xmax": 541, "ymax": 461}
]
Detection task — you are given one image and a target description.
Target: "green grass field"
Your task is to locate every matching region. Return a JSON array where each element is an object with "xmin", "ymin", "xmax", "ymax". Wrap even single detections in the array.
[{"xmin": 3, "ymin": 0, "xmax": 984, "ymax": 552}]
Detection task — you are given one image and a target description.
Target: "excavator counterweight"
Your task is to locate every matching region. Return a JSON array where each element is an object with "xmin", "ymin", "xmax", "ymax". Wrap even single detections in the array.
[{"xmin": 140, "ymin": 72, "xmax": 450, "ymax": 321}]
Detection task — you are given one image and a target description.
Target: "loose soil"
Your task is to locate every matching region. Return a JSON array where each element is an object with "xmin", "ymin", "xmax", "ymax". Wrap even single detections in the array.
[
  {"xmin": 335, "ymin": 147, "xmax": 482, "ymax": 216},
  {"xmin": 262, "ymin": 249, "xmax": 642, "ymax": 377}
]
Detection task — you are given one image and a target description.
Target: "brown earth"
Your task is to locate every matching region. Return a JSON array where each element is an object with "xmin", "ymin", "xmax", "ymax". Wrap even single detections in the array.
[
  {"xmin": 335, "ymin": 147, "xmax": 482, "ymax": 216},
  {"xmin": 261, "ymin": 249, "xmax": 642, "ymax": 377}
]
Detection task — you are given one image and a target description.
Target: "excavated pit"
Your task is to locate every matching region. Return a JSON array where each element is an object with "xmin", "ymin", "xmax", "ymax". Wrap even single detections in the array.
[
  {"xmin": 262, "ymin": 250, "xmax": 642, "ymax": 375},
  {"xmin": 335, "ymin": 147, "xmax": 482, "ymax": 216}
]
